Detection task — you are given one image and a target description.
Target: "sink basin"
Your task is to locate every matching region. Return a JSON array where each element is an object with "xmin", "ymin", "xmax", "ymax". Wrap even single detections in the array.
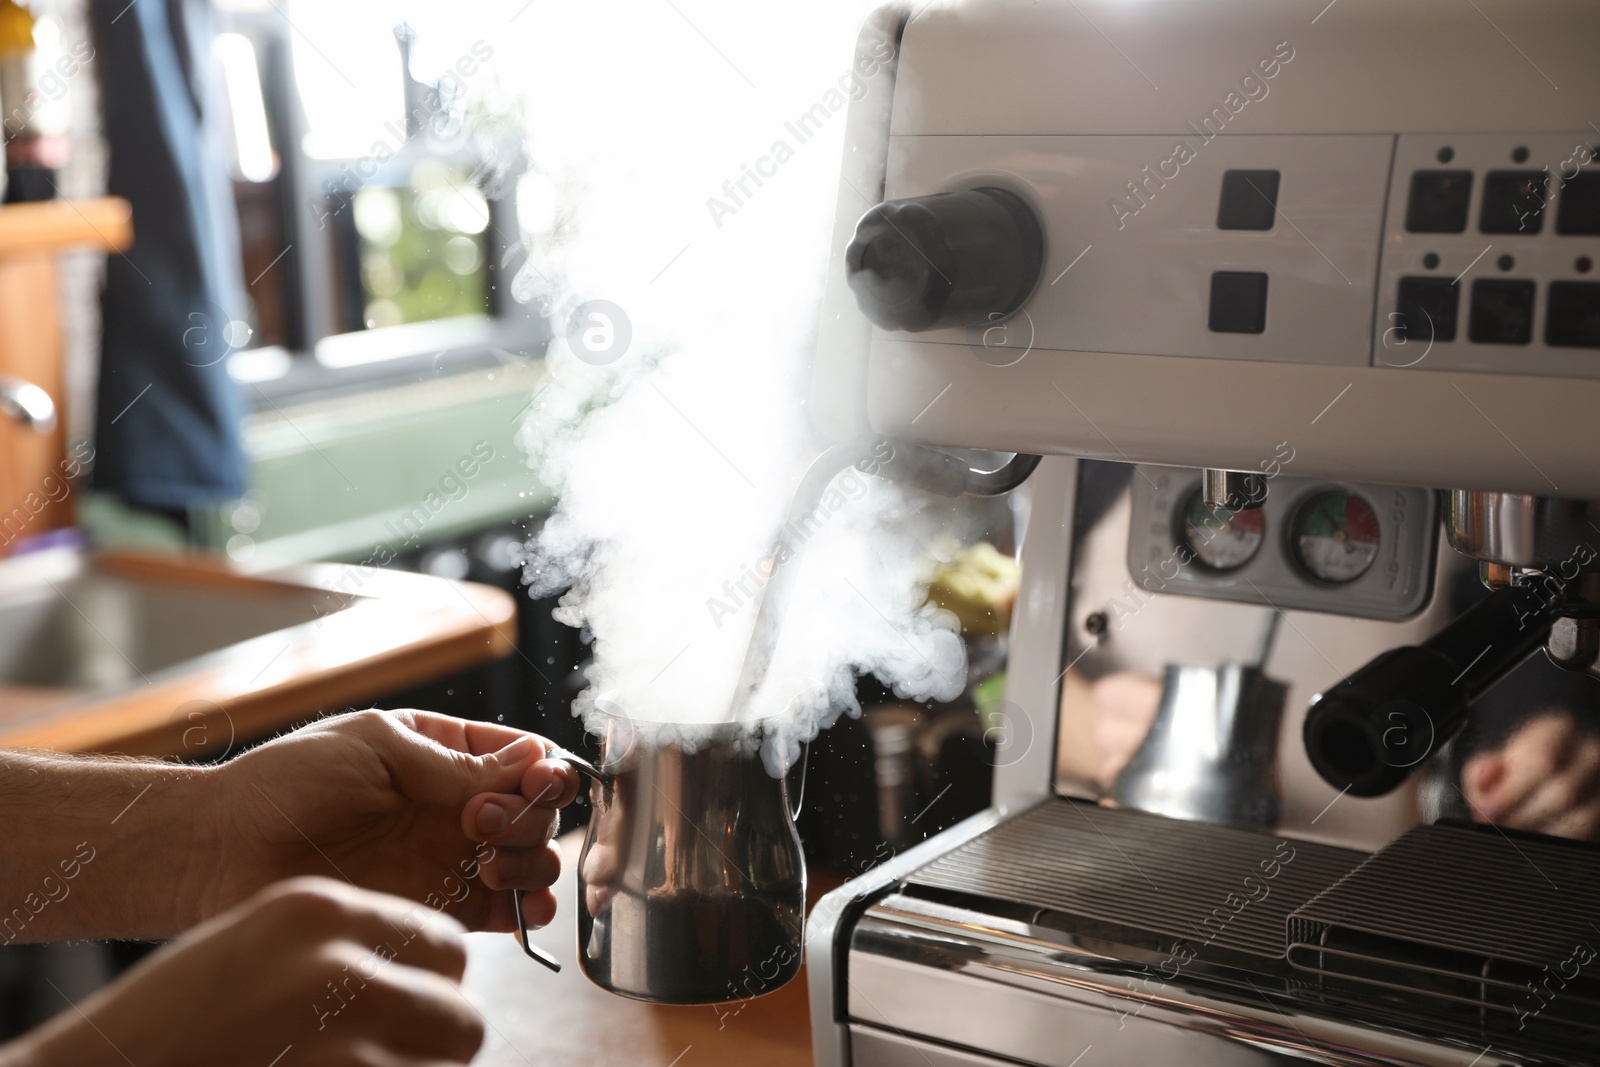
[
  {"xmin": 0, "ymin": 548, "xmax": 339, "ymax": 691},
  {"xmin": 0, "ymin": 547, "xmax": 515, "ymax": 755}
]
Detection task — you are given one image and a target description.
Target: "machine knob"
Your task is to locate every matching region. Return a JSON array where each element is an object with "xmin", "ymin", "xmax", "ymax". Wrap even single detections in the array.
[{"xmin": 845, "ymin": 187, "xmax": 1044, "ymax": 332}]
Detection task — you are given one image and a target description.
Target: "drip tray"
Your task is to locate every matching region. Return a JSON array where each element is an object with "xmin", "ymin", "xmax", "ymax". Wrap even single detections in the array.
[
  {"xmin": 904, "ymin": 800, "xmax": 1363, "ymax": 965},
  {"xmin": 1287, "ymin": 822, "xmax": 1600, "ymax": 1043}
]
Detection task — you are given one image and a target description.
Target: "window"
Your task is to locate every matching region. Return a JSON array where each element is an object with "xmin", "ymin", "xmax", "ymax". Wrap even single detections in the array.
[{"xmin": 211, "ymin": 1, "xmax": 543, "ymax": 387}]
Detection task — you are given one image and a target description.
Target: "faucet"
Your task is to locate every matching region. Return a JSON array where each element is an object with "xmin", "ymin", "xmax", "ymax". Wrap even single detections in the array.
[{"xmin": 0, "ymin": 375, "xmax": 57, "ymax": 434}]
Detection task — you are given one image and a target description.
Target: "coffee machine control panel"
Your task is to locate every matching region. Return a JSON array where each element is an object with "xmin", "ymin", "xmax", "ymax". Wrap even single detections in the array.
[
  {"xmin": 862, "ymin": 133, "xmax": 1600, "ymax": 373},
  {"xmin": 812, "ymin": 0, "xmax": 1600, "ymax": 495}
]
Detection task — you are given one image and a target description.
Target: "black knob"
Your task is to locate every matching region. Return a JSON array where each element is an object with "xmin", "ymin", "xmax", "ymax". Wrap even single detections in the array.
[{"xmin": 845, "ymin": 187, "xmax": 1044, "ymax": 332}]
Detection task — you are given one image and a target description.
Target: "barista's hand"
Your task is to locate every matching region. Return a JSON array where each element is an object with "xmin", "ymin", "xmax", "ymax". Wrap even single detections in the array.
[
  {"xmin": 1091, "ymin": 672, "xmax": 1163, "ymax": 790},
  {"xmin": 3, "ymin": 877, "xmax": 483, "ymax": 1067},
  {"xmin": 208, "ymin": 710, "xmax": 581, "ymax": 933},
  {"xmin": 1463, "ymin": 712, "xmax": 1600, "ymax": 840}
]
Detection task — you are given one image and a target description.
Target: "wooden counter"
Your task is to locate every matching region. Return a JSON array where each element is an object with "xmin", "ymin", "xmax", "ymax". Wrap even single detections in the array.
[
  {"xmin": 0, "ymin": 549, "xmax": 516, "ymax": 756},
  {"xmin": 464, "ymin": 833, "xmax": 820, "ymax": 1067}
]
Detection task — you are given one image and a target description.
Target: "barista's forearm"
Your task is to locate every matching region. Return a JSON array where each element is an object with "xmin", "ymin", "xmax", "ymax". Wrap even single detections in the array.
[{"xmin": 0, "ymin": 750, "xmax": 222, "ymax": 944}]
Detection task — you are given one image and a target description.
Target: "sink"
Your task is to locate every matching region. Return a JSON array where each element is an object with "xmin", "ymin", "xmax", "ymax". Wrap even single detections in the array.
[
  {"xmin": 0, "ymin": 546, "xmax": 515, "ymax": 755},
  {"xmin": 0, "ymin": 548, "xmax": 338, "ymax": 691}
]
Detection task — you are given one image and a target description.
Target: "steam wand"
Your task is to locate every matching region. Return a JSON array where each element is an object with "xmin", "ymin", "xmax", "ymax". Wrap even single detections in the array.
[
  {"xmin": 725, "ymin": 442, "xmax": 867, "ymax": 721},
  {"xmin": 725, "ymin": 440, "xmax": 1042, "ymax": 721}
]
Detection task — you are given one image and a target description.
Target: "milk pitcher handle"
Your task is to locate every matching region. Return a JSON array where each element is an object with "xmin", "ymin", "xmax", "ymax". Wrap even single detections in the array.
[{"xmin": 515, "ymin": 749, "xmax": 613, "ymax": 973}]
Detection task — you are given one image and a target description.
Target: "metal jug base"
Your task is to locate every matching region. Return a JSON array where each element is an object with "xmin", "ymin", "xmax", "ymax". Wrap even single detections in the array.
[{"xmin": 576, "ymin": 891, "xmax": 804, "ymax": 1004}]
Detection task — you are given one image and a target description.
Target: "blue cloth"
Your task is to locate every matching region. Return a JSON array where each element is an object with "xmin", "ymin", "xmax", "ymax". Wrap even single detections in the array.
[{"xmin": 91, "ymin": 0, "xmax": 247, "ymax": 511}]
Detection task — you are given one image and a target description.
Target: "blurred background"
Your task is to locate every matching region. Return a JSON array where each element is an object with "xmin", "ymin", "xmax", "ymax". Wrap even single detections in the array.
[{"xmin": 0, "ymin": 0, "xmax": 1022, "ymax": 1035}]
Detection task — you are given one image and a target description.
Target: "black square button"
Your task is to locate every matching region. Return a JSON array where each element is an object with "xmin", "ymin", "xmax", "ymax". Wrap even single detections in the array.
[
  {"xmin": 1209, "ymin": 271, "xmax": 1268, "ymax": 334},
  {"xmin": 1395, "ymin": 277, "xmax": 1459, "ymax": 343},
  {"xmin": 1480, "ymin": 170, "xmax": 1550, "ymax": 234},
  {"xmin": 1218, "ymin": 170, "xmax": 1280, "ymax": 230},
  {"xmin": 1406, "ymin": 170, "xmax": 1473, "ymax": 233},
  {"xmin": 1546, "ymin": 282, "xmax": 1600, "ymax": 348},
  {"xmin": 1469, "ymin": 279, "xmax": 1536, "ymax": 345},
  {"xmin": 1557, "ymin": 172, "xmax": 1600, "ymax": 235}
]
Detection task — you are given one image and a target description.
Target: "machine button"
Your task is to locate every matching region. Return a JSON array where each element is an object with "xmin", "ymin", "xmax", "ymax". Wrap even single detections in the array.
[
  {"xmin": 1557, "ymin": 171, "xmax": 1600, "ymax": 235},
  {"xmin": 1217, "ymin": 169, "xmax": 1279, "ymax": 230},
  {"xmin": 1479, "ymin": 170, "xmax": 1549, "ymax": 234},
  {"xmin": 1546, "ymin": 281, "xmax": 1600, "ymax": 348},
  {"xmin": 1468, "ymin": 279, "xmax": 1536, "ymax": 345},
  {"xmin": 845, "ymin": 187, "xmax": 1044, "ymax": 332},
  {"xmin": 1405, "ymin": 170, "xmax": 1473, "ymax": 233},
  {"xmin": 1208, "ymin": 271, "xmax": 1268, "ymax": 334},
  {"xmin": 1395, "ymin": 277, "xmax": 1459, "ymax": 343}
]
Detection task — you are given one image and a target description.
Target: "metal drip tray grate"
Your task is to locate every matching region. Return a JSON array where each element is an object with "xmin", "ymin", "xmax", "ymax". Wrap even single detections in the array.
[
  {"xmin": 905, "ymin": 800, "xmax": 1363, "ymax": 961},
  {"xmin": 1287, "ymin": 822, "xmax": 1600, "ymax": 1040}
]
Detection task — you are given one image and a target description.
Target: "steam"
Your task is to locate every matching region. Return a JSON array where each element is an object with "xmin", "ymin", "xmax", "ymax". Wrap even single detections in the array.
[{"xmin": 510, "ymin": 0, "xmax": 967, "ymax": 772}]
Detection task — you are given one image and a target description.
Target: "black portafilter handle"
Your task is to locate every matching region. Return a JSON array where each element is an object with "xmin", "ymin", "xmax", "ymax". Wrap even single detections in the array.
[{"xmin": 1303, "ymin": 584, "xmax": 1559, "ymax": 797}]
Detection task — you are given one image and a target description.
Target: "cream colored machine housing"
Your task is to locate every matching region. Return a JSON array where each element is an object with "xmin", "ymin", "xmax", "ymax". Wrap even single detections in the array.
[
  {"xmin": 808, "ymin": 0, "xmax": 1600, "ymax": 496},
  {"xmin": 807, "ymin": 2, "xmax": 1600, "ymax": 1067}
]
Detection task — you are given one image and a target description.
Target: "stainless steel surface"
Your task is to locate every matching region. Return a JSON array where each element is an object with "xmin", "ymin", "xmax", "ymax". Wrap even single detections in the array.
[
  {"xmin": 1202, "ymin": 469, "xmax": 1266, "ymax": 513},
  {"xmin": 849, "ymin": 1027, "xmax": 1044, "ymax": 1067},
  {"xmin": 807, "ymin": 806, "xmax": 1007, "ymax": 1067},
  {"xmin": 848, "ymin": 888, "xmax": 1522, "ymax": 1067},
  {"xmin": 807, "ymin": 0, "xmax": 1600, "ymax": 1062},
  {"xmin": 0, "ymin": 374, "xmax": 57, "ymax": 433},
  {"xmin": 1446, "ymin": 491, "xmax": 1600, "ymax": 570},
  {"xmin": 991, "ymin": 454, "xmax": 1073, "ymax": 812},
  {"xmin": 904, "ymin": 799, "xmax": 1359, "ymax": 960},
  {"xmin": 1060, "ymin": 460, "xmax": 1468, "ymax": 842},
  {"xmin": 1547, "ymin": 616, "xmax": 1600, "ymax": 674},
  {"xmin": 573, "ymin": 712, "xmax": 806, "ymax": 1003},
  {"xmin": 819, "ymin": 457, "xmax": 1600, "ymax": 1067},
  {"xmin": 1112, "ymin": 663, "xmax": 1286, "ymax": 829},
  {"xmin": 0, "ymin": 547, "xmax": 334, "ymax": 692},
  {"xmin": 1287, "ymin": 822, "xmax": 1600, "ymax": 1047}
]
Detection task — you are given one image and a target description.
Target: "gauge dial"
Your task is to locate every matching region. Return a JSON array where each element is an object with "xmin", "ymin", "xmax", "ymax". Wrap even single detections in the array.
[
  {"xmin": 1182, "ymin": 491, "xmax": 1266, "ymax": 571},
  {"xmin": 1292, "ymin": 490, "xmax": 1380, "ymax": 584}
]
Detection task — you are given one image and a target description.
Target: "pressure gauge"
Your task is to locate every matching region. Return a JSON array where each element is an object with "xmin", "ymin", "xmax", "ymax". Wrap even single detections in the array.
[
  {"xmin": 1291, "ymin": 489, "xmax": 1381, "ymax": 584},
  {"xmin": 1181, "ymin": 490, "xmax": 1265, "ymax": 572}
]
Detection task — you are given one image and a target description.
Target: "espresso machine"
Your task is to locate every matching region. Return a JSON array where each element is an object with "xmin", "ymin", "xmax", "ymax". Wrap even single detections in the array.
[{"xmin": 803, "ymin": 1, "xmax": 1600, "ymax": 1064}]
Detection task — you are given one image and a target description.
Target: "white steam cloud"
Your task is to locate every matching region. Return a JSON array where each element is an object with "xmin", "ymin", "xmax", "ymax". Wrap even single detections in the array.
[{"xmin": 510, "ymin": 0, "xmax": 968, "ymax": 772}]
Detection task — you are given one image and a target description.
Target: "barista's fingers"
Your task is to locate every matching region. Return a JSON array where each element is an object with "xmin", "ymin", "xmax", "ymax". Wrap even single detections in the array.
[
  {"xmin": 1503, "ymin": 770, "xmax": 1587, "ymax": 831},
  {"xmin": 1503, "ymin": 735, "xmax": 1600, "ymax": 832},
  {"xmin": 461, "ymin": 793, "xmax": 559, "ymax": 847},
  {"xmin": 521, "ymin": 758, "xmax": 580, "ymax": 809},
  {"xmin": 1475, "ymin": 714, "xmax": 1573, "ymax": 820},
  {"xmin": 402, "ymin": 710, "xmax": 558, "ymax": 762},
  {"xmin": 1461, "ymin": 751, "xmax": 1506, "ymax": 816},
  {"xmin": 518, "ymin": 887, "xmax": 558, "ymax": 931},
  {"xmin": 1090, "ymin": 672, "xmax": 1163, "ymax": 789},
  {"xmin": 478, "ymin": 841, "xmax": 562, "ymax": 892},
  {"xmin": 1543, "ymin": 794, "xmax": 1600, "ymax": 841},
  {"xmin": 477, "ymin": 884, "xmax": 559, "ymax": 934}
]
